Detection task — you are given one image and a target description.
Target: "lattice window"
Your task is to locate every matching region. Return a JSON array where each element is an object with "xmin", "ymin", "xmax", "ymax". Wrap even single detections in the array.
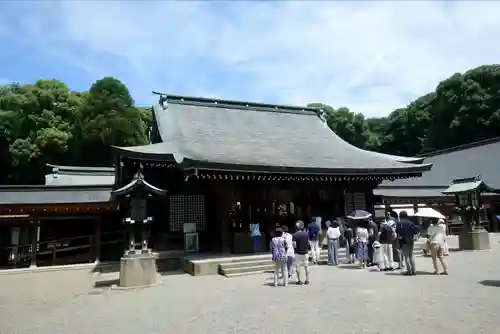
[
  {"xmin": 344, "ymin": 192, "xmax": 366, "ymax": 215},
  {"xmin": 169, "ymin": 195, "xmax": 186, "ymax": 232},
  {"xmin": 169, "ymin": 195, "xmax": 206, "ymax": 232},
  {"xmin": 186, "ymin": 195, "xmax": 206, "ymax": 231}
]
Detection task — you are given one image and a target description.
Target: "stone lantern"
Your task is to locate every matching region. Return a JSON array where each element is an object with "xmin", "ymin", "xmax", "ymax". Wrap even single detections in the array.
[
  {"xmin": 111, "ymin": 169, "xmax": 166, "ymax": 288},
  {"xmin": 442, "ymin": 176, "xmax": 491, "ymax": 250}
]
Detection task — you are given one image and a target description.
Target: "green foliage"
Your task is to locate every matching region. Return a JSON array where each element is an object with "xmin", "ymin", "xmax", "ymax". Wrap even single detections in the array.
[
  {"xmin": 0, "ymin": 77, "xmax": 149, "ymax": 183},
  {"xmin": 1, "ymin": 64, "xmax": 500, "ymax": 184},
  {"xmin": 311, "ymin": 64, "xmax": 500, "ymax": 157}
]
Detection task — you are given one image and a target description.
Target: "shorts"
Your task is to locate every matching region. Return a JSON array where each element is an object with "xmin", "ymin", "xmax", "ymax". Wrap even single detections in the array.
[
  {"xmin": 295, "ymin": 254, "xmax": 309, "ymax": 267},
  {"xmin": 430, "ymin": 243, "xmax": 444, "ymax": 258}
]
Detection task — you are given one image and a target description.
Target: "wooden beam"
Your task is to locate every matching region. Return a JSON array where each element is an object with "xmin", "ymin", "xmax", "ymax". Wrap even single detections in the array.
[
  {"xmin": 30, "ymin": 220, "xmax": 39, "ymax": 268},
  {"xmin": 0, "ymin": 202, "xmax": 118, "ymax": 215}
]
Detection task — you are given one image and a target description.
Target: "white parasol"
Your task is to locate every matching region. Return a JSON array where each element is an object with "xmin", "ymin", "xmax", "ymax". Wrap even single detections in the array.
[{"xmin": 411, "ymin": 208, "xmax": 445, "ymax": 220}]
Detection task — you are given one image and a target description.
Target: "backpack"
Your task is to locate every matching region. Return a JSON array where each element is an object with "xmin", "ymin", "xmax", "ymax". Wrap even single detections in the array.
[
  {"xmin": 308, "ymin": 224, "xmax": 319, "ymax": 239},
  {"xmin": 379, "ymin": 224, "xmax": 394, "ymax": 243}
]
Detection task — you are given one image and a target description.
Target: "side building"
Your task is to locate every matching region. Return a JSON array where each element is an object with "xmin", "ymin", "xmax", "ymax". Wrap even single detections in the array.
[
  {"xmin": 374, "ymin": 137, "xmax": 500, "ymax": 233},
  {"xmin": 0, "ymin": 165, "xmax": 123, "ymax": 269}
]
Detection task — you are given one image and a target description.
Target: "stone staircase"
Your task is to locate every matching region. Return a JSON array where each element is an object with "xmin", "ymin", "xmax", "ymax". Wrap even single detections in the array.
[{"xmin": 220, "ymin": 248, "xmax": 347, "ymax": 277}]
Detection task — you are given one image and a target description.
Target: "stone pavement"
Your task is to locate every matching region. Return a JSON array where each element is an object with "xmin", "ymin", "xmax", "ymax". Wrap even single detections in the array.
[{"xmin": 1, "ymin": 235, "xmax": 500, "ymax": 334}]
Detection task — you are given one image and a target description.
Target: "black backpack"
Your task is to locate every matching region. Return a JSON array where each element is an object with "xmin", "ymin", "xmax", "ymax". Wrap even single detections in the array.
[{"xmin": 379, "ymin": 224, "xmax": 394, "ymax": 243}]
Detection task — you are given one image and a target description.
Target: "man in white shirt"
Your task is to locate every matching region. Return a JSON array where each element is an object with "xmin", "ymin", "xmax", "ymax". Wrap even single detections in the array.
[
  {"xmin": 428, "ymin": 219, "xmax": 448, "ymax": 275},
  {"xmin": 281, "ymin": 226, "xmax": 295, "ymax": 278},
  {"xmin": 326, "ymin": 220, "xmax": 341, "ymax": 265},
  {"xmin": 379, "ymin": 213, "xmax": 397, "ymax": 271}
]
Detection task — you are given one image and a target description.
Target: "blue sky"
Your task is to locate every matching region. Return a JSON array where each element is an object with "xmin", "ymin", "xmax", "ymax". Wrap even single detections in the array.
[{"xmin": 1, "ymin": 1, "xmax": 500, "ymax": 117}]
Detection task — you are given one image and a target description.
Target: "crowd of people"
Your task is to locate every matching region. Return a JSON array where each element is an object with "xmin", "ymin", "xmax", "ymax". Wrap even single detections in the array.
[{"xmin": 269, "ymin": 210, "xmax": 449, "ymax": 287}]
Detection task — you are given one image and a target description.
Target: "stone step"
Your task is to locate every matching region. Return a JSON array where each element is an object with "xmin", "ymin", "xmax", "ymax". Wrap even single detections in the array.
[
  {"xmin": 222, "ymin": 264, "xmax": 276, "ymax": 276},
  {"xmin": 220, "ymin": 250, "xmax": 347, "ymax": 277},
  {"xmin": 220, "ymin": 259, "xmax": 276, "ymax": 270},
  {"xmin": 224, "ymin": 270, "xmax": 273, "ymax": 278}
]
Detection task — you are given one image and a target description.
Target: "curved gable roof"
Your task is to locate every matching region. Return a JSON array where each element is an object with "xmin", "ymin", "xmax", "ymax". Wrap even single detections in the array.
[{"xmin": 115, "ymin": 94, "xmax": 431, "ymax": 177}]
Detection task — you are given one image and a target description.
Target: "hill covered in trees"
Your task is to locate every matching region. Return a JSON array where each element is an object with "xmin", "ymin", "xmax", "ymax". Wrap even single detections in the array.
[
  {"xmin": 309, "ymin": 64, "xmax": 500, "ymax": 156},
  {"xmin": 1, "ymin": 64, "xmax": 500, "ymax": 184}
]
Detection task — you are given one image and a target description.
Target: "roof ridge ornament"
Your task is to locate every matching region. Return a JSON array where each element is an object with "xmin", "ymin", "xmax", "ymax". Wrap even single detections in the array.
[{"xmin": 134, "ymin": 170, "xmax": 145, "ymax": 180}]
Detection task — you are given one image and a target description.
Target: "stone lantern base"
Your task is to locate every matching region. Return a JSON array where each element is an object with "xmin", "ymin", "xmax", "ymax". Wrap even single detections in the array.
[
  {"xmin": 458, "ymin": 228, "xmax": 491, "ymax": 251},
  {"xmin": 119, "ymin": 250, "xmax": 159, "ymax": 288}
]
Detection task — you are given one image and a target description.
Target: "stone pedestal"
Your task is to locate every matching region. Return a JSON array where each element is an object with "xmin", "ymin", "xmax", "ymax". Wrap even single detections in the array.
[
  {"xmin": 119, "ymin": 250, "xmax": 159, "ymax": 288},
  {"xmin": 458, "ymin": 228, "xmax": 491, "ymax": 250}
]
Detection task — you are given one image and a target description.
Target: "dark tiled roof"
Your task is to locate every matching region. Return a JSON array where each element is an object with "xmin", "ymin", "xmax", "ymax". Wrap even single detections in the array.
[
  {"xmin": 378, "ymin": 137, "xmax": 500, "ymax": 191},
  {"xmin": 115, "ymin": 94, "xmax": 431, "ymax": 176},
  {"xmin": 0, "ymin": 185, "xmax": 112, "ymax": 205},
  {"xmin": 111, "ymin": 171, "xmax": 166, "ymax": 197}
]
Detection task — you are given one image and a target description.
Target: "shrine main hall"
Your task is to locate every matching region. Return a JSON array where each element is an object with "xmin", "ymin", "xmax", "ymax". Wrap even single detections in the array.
[{"xmin": 0, "ymin": 93, "xmax": 432, "ymax": 272}]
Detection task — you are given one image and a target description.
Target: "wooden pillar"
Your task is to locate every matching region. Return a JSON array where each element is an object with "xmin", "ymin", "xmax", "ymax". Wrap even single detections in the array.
[
  {"xmin": 217, "ymin": 184, "xmax": 232, "ymax": 254},
  {"xmin": 95, "ymin": 216, "xmax": 101, "ymax": 263},
  {"xmin": 30, "ymin": 221, "xmax": 39, "ymax": 268}
]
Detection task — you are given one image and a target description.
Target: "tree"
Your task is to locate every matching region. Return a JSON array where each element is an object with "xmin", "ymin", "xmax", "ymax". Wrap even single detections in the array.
[
  {"xmin": 308, "ymin": 103, "xmax": 374, "ymax": 149},
  {"xmin": 2, "ymin": 65, "xmax": 500, "ymax": 184},
  {"xmin": 0, "ymin": 80, "xmax": 81, "ymax": 183},
  {"xmin": 77, "ymin": 77, "xmax": 148, "ymax": 166}
]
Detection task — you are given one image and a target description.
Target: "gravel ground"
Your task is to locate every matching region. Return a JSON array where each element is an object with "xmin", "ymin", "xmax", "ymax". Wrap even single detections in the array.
[{"xmin": 1, "ymin": 235, "xmax": 500, "ymax": 334}]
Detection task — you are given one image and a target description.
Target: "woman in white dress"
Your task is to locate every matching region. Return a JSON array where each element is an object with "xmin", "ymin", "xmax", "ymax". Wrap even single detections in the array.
[{"xmin": 428, "ymin": 218, "xmax": 448, "ymax": 275}]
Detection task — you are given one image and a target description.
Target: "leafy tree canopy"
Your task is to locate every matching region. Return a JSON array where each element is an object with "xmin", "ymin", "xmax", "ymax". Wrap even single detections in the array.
[{"xmin": 1, "ymin": 64, "xmax": 500, "ymax": 184}]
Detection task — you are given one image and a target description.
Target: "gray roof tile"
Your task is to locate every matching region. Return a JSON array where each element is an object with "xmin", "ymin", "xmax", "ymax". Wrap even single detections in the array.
[
  {"xmin": 378, "ymin": 137, "xmax": 500, "ymax": 191},
  {"xmin": 115, "ymin": 95, "xmax": 431, "ymax": 176}
]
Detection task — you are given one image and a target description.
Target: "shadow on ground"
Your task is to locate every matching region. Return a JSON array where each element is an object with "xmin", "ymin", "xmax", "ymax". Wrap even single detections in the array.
[
  {"xmin": 338, "ymin": 265, "xmax": 363, "ymax": 270},
  {"xmin": 93, "ymin": 270, "xmax": 186, "ymax": 288},
  {"xmin": 384, "ymin": 270, "xmax": 437, "ymax": 276},
  {"xmin": 478, "ymin": 280, "xmax": 500, "ymax": 287},
  {"xmin": 93, "ymin": 278, "xmax": 119, "ymax": 288}
]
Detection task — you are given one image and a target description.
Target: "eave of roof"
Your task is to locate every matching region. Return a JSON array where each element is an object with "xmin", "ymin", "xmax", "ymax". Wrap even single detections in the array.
[
  {"xmin": 47, "ymin": 163, "xmax": 115, "ymax": 175},
  {"xmin": 111, "ymin": 171, "xmax": 166, "ymax": 197},
  {"xmin": 0, "ymin": 185, "xmax": 113, "ymax": 205},
  {"xmin": 45, "ymin": 164, "xmax": 115, "ymax": 186},
  {"xmin": 114, "ymin": 94, "xmax": 432, "ymax": 178}
]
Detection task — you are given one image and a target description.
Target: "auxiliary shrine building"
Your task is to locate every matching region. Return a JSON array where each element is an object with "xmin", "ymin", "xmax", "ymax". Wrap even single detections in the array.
[{"xmin": 0, "ymin": 94, "xmax": 432, "ymax": 271}]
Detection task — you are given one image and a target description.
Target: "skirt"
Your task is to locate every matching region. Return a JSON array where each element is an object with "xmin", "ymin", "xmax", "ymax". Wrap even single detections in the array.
[{"xmin": 356, "ymin": 241, "xmax": 369, "ymax": 261}]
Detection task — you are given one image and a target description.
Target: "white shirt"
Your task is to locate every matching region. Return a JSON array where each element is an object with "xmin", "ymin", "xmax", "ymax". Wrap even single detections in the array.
[
  {"xmin": 356, "ymin": 227, "xmax": 369, "ymax": 243},
  {"xmin": 282, "ymin": 232, "xmax": 294, "ymax": 257},
  {"xmin": 386, "ymin": 218, "xmax": 397, "ymax": 228},
  {"xmin": 327, "ymin": 226, "xmax": 341, "ymax": 239},
  {"xmin": 428, "ymin": 223, "xmax": 446, "ymax": 245}
]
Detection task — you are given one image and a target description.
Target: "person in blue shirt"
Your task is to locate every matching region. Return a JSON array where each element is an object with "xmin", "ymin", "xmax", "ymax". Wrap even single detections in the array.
[
  {"xmin": 249, "ymin": 221, "xmax": 261, "ymax": 253},
  {"xmin": 307, "ymin": 219, "xmax": 321, "ymax": 264},
  {"xmin": 395, "ymin": 211, "xmax": 420, "ymax": 276}
]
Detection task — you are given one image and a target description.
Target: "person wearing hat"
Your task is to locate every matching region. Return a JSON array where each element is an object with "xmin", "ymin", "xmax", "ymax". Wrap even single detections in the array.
[
  {"xmin": 428, "ymin": 218, "xmax": 449, "ymax": 275},
  {"xmin": 371, "ymin": 240, "xmax": 384, "ymax": 271}
]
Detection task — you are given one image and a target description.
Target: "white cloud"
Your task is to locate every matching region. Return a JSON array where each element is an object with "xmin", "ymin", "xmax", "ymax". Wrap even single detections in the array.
[{"xmin": 1, "ymin": 1, "xmax": 500, "ymax": 117}]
